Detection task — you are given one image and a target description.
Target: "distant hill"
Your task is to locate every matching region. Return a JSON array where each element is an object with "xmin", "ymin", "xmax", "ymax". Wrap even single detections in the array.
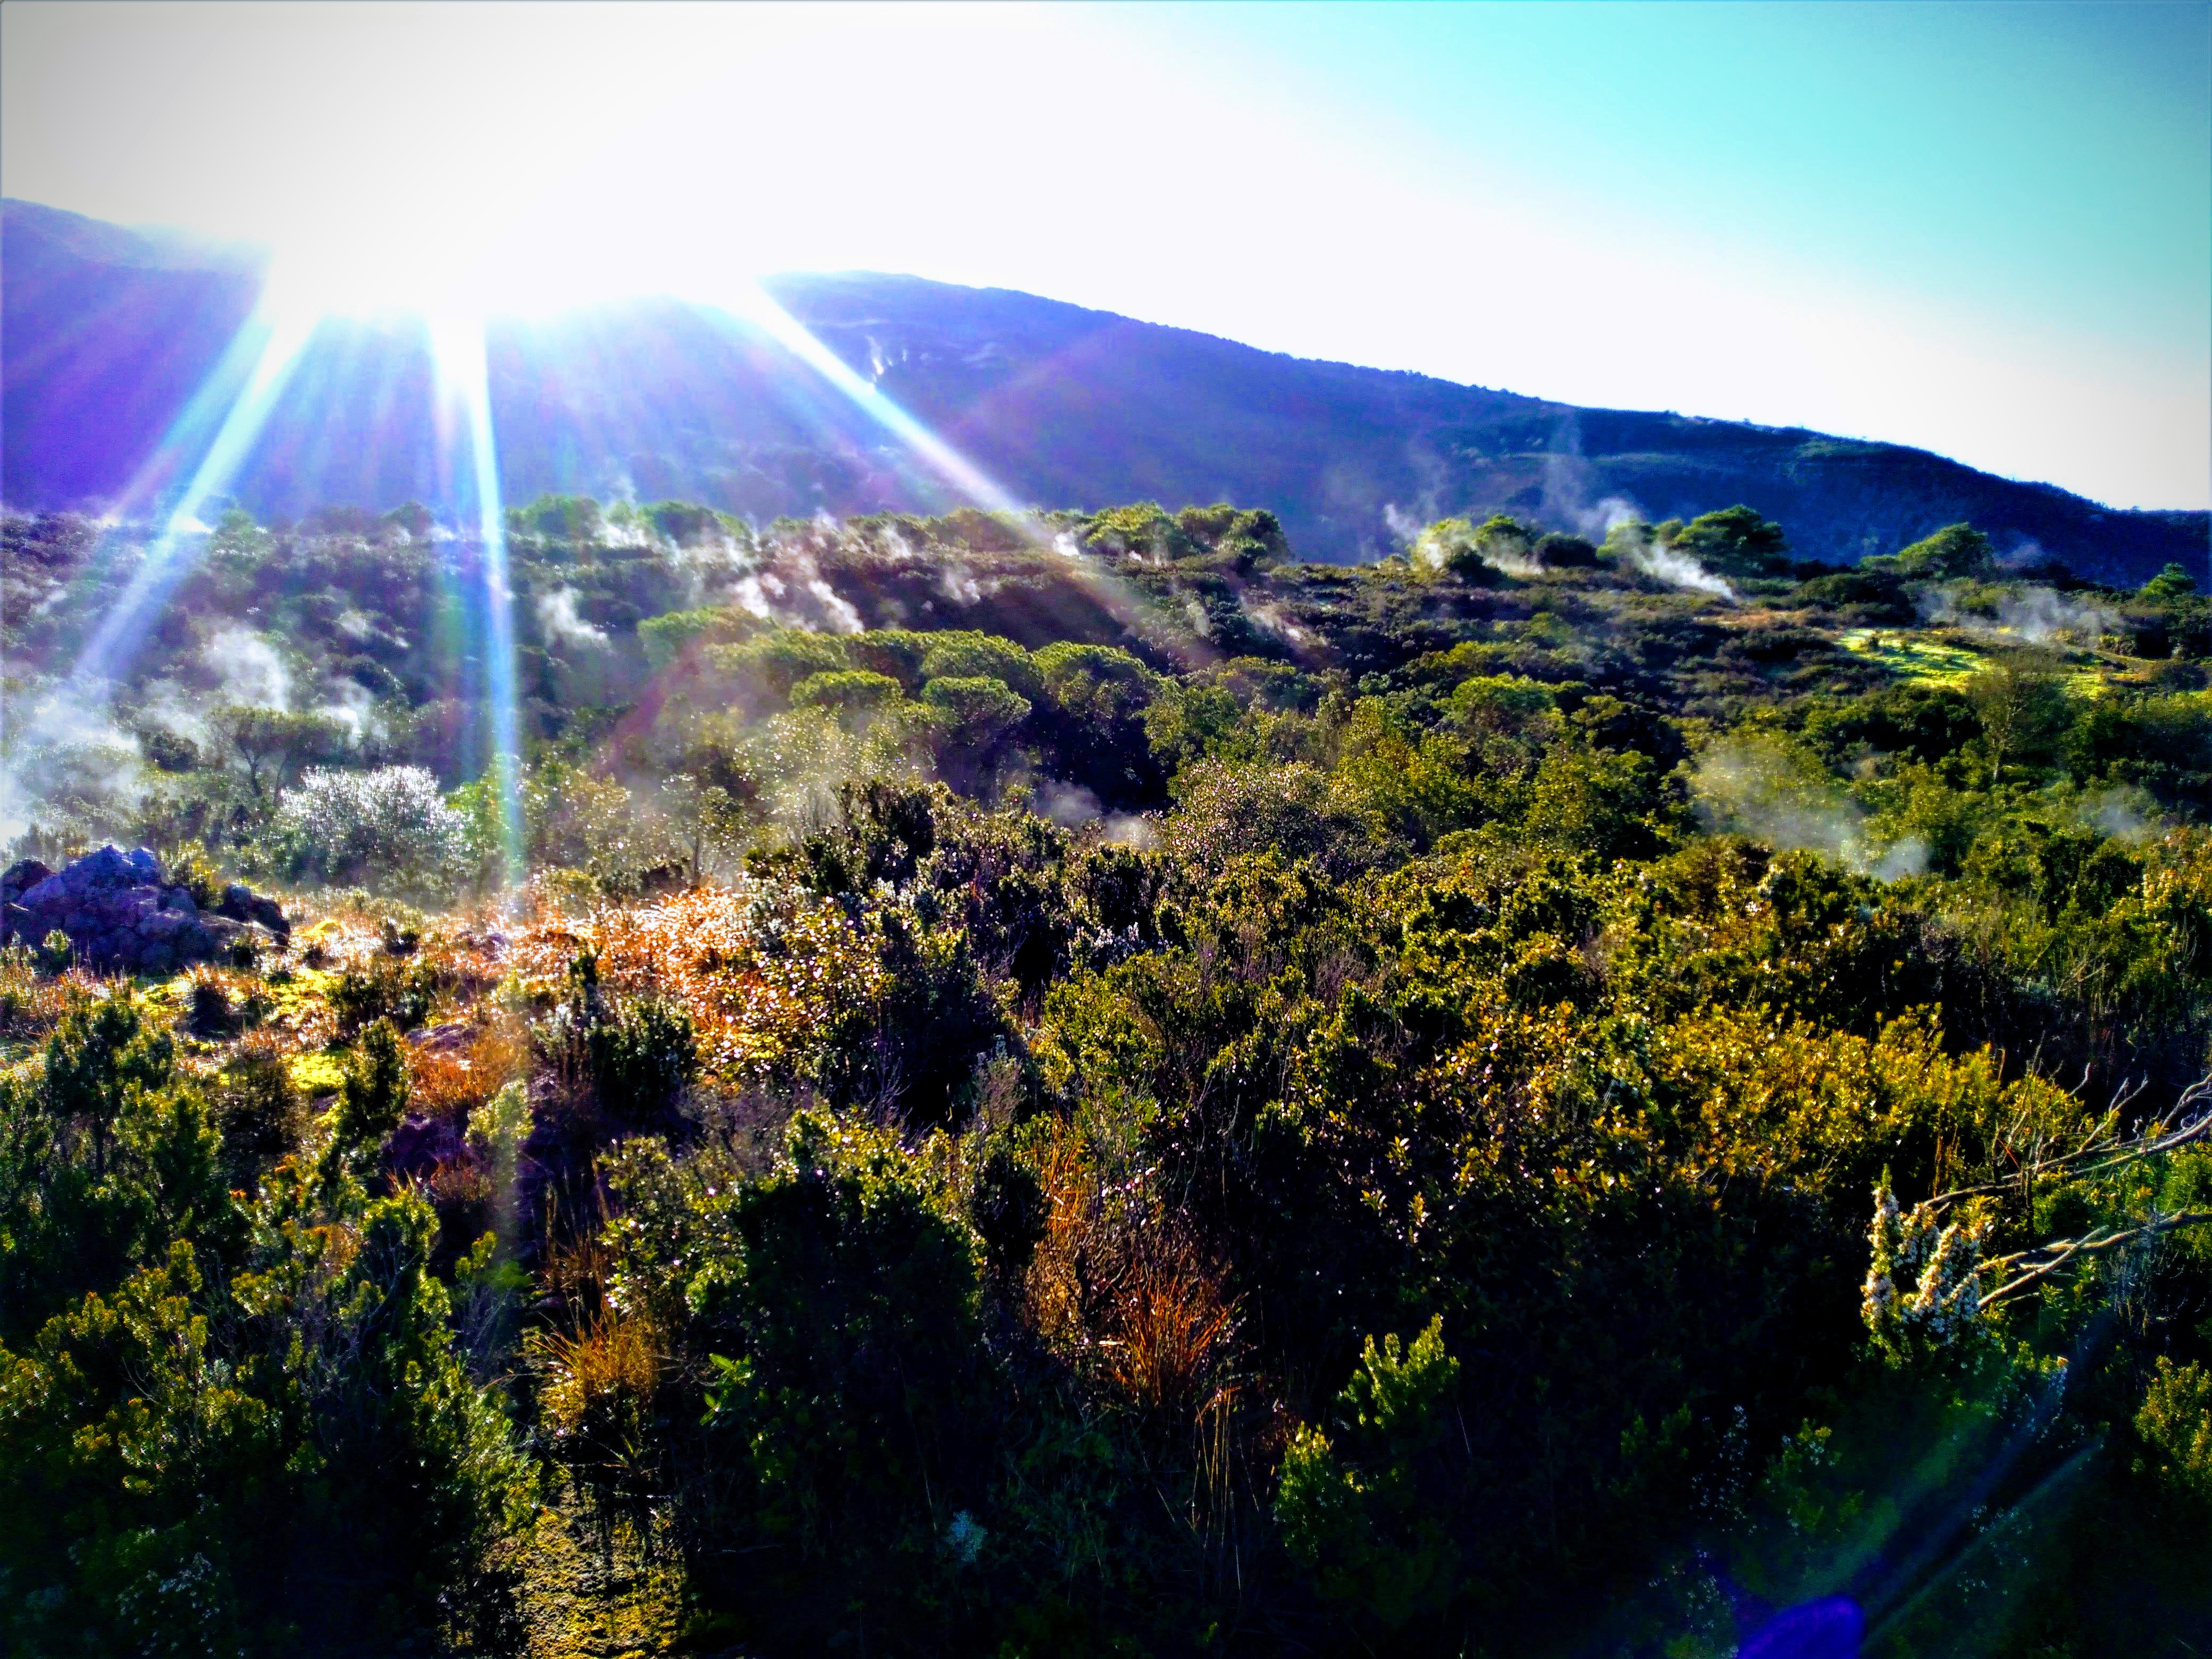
[{"xmin": 5, "ymin": 198, "xmax": 2203, "ymax": 582}]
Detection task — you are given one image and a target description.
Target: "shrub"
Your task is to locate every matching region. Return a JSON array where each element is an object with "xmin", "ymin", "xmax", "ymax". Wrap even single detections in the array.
[
  {"xmin": 0, "ymin": 1189, "xmax": 534, "ymax": 1654},
  {"xmin": 275, "ymin": 765, "xmax": 471, "ymax": 896},
  {"xmin": 589, "ymin": 995, "xmax": 698, "ymax": 1123},
  {"xmin": 331, "ymin": 1020, "xmax": 410, "ymax": 1160},
  {"xmin": 0, "ymin": 992, "xmax": 237, "ymax": 1340},
  {"xmin": 690, "ymin": 1114, "xmax": 994, "ymax": 1637},
  {"xmin": 1278, "ymin": 1317, "xmax": 1463, "ymax": 1632},
  {"xmin": 210, "ymin": 1037, "xmax": 306, "ymax": 1189},
  {"xmin": 969, "ymin": 1142, "xmax": 1046, "ymax": 1284},
  {"xmin": 36, "ymin": 929, "xmax": 73, "ymax": 976},
  {"xmin": 2138, "ymin": 1357, "xmax": 2212, "ymax": 1508},
  {"xmin": 330, "ymin": 953, "xmax": 441, "ymax": 1034}
]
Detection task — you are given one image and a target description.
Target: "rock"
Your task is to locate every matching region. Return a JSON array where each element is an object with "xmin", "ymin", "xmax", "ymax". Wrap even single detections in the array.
[
  {"xmin": 0, "ymin": 843, "xmax": 290, "ymax": 971},
  {"xmin": 0, "ymin": 860, "xmax": 52, "ymax": 910},
  {"xmin": 408, "ymin": 1020, "xmax": 476, "ymax": 1053},
  {"xmin": 18, "ymin": 875, "xmax": 66, "ymax": 911},
  {"xmin": 387, "ymin": 1113, "xmax": 472, "ymax": 1183}
]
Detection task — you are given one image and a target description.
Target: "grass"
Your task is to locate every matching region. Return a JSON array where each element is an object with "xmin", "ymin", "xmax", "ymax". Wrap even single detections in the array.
[
  {"xmin": 1837, "ymin": 627, "xmax": 1986, "ymax": 687},
  {"xmin": 1837, "ymin": 626, "xmax": 2112, "ymax": 698}
]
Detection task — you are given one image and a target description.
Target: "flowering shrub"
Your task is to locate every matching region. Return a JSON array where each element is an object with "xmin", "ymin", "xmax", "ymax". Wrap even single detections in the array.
[
  {"xmin": 275, "ymin": 765, "xmax": 471, "ymax": 896},
  {"xmin": 1862, "ymin": 1178, "xmax": 1990, "ymax": 1359}
]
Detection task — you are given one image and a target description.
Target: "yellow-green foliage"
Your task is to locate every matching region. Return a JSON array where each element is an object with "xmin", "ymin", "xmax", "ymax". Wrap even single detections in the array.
[{"xmin": 1840, "ymin": 626, "xmax": 1987, "ymax": 686}]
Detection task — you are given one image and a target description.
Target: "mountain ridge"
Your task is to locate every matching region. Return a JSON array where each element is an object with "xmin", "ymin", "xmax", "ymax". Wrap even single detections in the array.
[{"xmin": 5, "ymin": 197, "xmax": 2204, "ymax": 582}]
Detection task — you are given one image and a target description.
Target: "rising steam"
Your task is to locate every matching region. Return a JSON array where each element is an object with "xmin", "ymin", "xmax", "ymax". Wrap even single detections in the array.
[{"xmin": 1692, "ymin": 734, "xmax": 1924, "ymax": 879}]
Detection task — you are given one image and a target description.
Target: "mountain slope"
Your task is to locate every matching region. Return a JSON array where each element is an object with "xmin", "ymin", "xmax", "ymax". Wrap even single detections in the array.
[{"xmin": 4, "ymin": 198, "xmax": 2203, "ymax": 581}]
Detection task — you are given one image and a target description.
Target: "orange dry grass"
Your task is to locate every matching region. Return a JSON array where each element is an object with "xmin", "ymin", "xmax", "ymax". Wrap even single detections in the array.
[
  {"xmin": 508, "ymin": 882, "xmax": 885, "ymax": 1091},
  {"xmin": 0, "ymin": 949, "xmax": 76, "ymax": 1043},
  {"xmin": 535, "ymin": 1311, "xmax": 663, "ymax": 1438},
  {"xmin": 406, "ymin": 1019, "xmax": 528, "ymax": 1120},
  {"xmin": 1025, "ymin": 1119, "xmax": 1239, "ymax": 1419},
  {"xmin": 1100, "ymin": 1245, "xmax": 1239, "ymax": 1419},
  {"xmin": 1025, "ymin": 1118, "xmax": 1099, "ymax": 1354}
]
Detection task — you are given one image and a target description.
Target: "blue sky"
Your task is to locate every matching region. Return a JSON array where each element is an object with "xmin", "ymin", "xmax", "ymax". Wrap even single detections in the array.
[
  {"xmin": 4, "ymin": 1, "xmax": 2206, "ymax": 508},
  {"xmin": 1184, "ymin": 3, "xmax": 2207, "ymax": 356}
]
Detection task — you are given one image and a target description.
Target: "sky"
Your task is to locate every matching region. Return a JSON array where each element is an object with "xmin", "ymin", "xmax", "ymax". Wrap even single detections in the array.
[{"xmin": 3, "ymin": 1, "xmax": 2206, "ymax": 510}]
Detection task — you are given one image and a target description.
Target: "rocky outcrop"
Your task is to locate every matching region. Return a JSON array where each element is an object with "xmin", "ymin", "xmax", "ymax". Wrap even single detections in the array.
[{"xmin": 1, "ymin": 845, "xmax": 290, "ymax": 974}]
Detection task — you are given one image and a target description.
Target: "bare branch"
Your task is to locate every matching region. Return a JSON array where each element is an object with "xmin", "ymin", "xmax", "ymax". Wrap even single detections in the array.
[
  {"xmin": 1931, "ymin": 1068, "xmax": 2212, "ymax": 1211},
  {"xmin": 1981, "ymin": 1209, "xmax": 2212, "ymax": 1311}
]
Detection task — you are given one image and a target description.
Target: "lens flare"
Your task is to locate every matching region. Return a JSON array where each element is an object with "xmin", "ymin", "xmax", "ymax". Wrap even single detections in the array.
[
  {"xmin": 69, "ymin": 298, "xmax": 320, "ymax": 689},
  {"xmin": 426, "ymin": 310, "xmax": 526, "ymax": 894}
]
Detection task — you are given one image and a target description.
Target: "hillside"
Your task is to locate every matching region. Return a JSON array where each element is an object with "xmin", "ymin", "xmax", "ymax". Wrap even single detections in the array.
[
  {"xmin": 6, "ymin": 197, "xmax": 2204, "ymax": 582},
  {"xmin": 2, "ymin": 486, "xmax": 2210, "ymax": 1654}
]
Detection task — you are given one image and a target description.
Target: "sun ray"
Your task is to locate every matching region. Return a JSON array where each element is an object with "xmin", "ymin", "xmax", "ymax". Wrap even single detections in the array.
[
  {"xmin": 692, "ymin": 282, "xmax": 1220, "ymax": 669},
  {"xmin": 67, "ymin": 297, "xmax": 321, "ymax": 690},
  {"xmin": 426, "ymin": 309, "xmax": 526, "ymax": 893},
  {"xmin": 705, "ymin": 281, "xmax": 1029, "ymax": 519}
]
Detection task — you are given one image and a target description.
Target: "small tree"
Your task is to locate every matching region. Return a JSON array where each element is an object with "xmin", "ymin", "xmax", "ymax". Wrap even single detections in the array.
[
  {"xmin": 275, "ymin": 765, "xmax": 471, "ymax": 894},
  {"xmin": 208, "ymin": 704, "xmax": 345, "ymax": 800},
  {"xmin": 1964, "ymin": 653, "xmax": 2073, "ymax": 782}
]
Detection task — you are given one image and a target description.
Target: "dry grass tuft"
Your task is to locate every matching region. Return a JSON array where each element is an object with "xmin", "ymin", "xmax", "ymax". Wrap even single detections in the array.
[
  {"xmin": 183, "ymin": 963, "xmax": 268, "ymax": 1037},
  {"xmin": 1099, "ymin": 1240, "xmax": 1239, "ymax": 1420},
  {"xmin": 0, "ymin": 946, "xmax": 74, "ymax": 1043},
  {"xmin": 1026, "ymin": 1118, "xmax": 1240, "ymax": 1421},
  {"xmin": 535, "ymin": 1312, "xmax": 664, "ymax": 1437},
  {"xmin": 407, "ymin": 1018, "xmax": 529, "ymax": 1122}
]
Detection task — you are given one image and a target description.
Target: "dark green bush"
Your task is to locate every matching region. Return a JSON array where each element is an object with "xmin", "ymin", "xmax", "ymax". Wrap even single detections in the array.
[{"xmin": 588, "ymin": 995, "xmax": 697, "ymax": 1122}]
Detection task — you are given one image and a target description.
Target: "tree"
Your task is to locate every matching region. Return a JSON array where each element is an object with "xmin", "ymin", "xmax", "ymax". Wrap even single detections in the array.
[
  {"xmin": 2142, "ymin": 562, "xmax": 2202, "ymax": 601},
  {"xmin": 790, "ymin": 669, "xmax": 905, "ymax": 724},
  {"xmin": 918, "ymin": 676, "xmax": 1032, "ymax": 773},
  {"xmin": 208, "ymin": 704, "xmax": 345, "ymax": 800},
  {"xmin": 1887, "ymin": 522, "xmax": 1996, "ymax": 582},
  {"xmin": 1964, "ymin": 652, "xmax": 2073, "ymax": 781},
  {"xmin": 1668, "ymin": 504, "xmax": 1791, "ymax": 577}
]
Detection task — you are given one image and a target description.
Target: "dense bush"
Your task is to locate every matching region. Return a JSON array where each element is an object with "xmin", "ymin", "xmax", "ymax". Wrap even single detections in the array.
[{"xmin": 274, "ymin": 764, "xmax": 471, "ymax": 895}]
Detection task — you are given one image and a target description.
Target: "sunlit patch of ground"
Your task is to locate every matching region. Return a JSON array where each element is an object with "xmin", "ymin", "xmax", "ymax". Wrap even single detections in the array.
[
  {"xmin": 1836, "ymin": 626, "xmax": 1987, "ymax": 686},
  {"xmin": 495, "ymin": 1479, "xmax": 688, "ymax": 1659},
  {"xmin": 1836, "ymin": 626, "xmax": 2119, "ymax": 698}
]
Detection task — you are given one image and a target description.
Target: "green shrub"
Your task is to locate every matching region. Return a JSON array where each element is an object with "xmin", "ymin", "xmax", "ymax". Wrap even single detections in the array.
[
  {"xmin": 689, "ymin": 1113, "xmax": 995, "ymax": 1640},
  {"xmin": 589, "ymin": 995, "xmax": 697, "ymax": 1122},
  {"xmin": 331, "ymin": 1020, "xmax": 409, "ymax": 1160},
  {"xmin": 1278, "ymin": 1317, "xmax": 1463, "ymax": 1632}
]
